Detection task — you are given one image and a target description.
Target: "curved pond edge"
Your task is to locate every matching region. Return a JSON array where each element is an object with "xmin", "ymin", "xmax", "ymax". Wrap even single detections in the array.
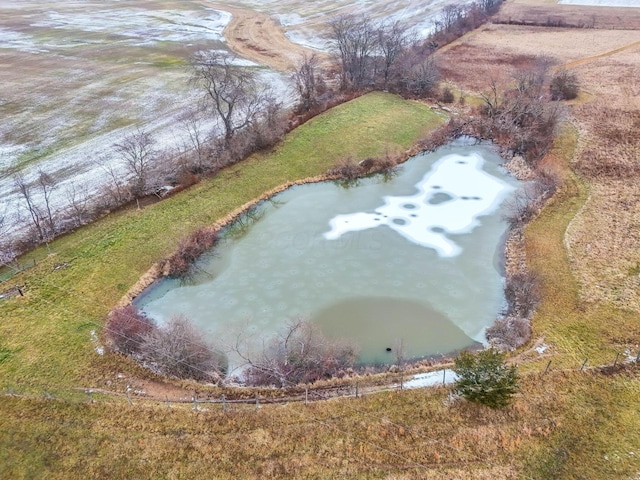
[{"xmin": 118, "ymin": 135, "xmax": 529, "ymax": 372}]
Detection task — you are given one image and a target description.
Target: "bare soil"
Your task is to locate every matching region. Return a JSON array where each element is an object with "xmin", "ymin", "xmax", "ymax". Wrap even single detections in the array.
[{"xmin": 204, "ymin": 2, "xmax": 331, "ymax": 71}]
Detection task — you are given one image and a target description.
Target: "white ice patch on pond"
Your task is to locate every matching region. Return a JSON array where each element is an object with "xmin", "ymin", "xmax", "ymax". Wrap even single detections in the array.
[{"xmin": 324, "ymin": 153, "xmax": 514, "ymax": 257}]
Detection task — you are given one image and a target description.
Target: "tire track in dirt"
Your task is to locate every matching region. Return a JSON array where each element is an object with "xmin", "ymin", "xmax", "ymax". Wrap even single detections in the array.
[
  {"xmin": 562, "ymin": 39, "xmax": 640, "ymax": 69},
  {"xmin": 202, "ymin": 2, "xmax": 331, "ymax": 72}
]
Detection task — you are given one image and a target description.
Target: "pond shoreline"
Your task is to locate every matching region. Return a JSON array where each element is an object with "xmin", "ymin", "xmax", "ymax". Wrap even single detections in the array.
[{"xmin": 120, "ymin": 133, "xmax": 526, "ymax": 380}]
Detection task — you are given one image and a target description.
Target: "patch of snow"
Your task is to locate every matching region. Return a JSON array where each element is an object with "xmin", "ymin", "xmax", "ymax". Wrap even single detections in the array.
[
  {"xmin": 0, "ymin": 142, "xmax": 27, "ymax": 170},
  {"xmin": 324, "ymin": 153, "xmax": 515, "ymax": 257},
  {"xmin": 401, "ymin": 369, "xmax": 458, "ymax": 389},
  {"xmin": 95, "ymin": 346, "xmax": 105, "ymax": 356},
  {"xmin": 535, "ymin": 344, "xmax": 548, "ymax": 354},
  {"xmin": 0, "ymin": 27, "xmax": 48, "ymax": 53}
]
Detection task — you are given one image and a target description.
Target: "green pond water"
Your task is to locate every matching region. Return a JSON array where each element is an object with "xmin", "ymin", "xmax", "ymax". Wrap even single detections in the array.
[{"xmin": 136, "ymin": 139, "xmax": 519, "ymax": 366}]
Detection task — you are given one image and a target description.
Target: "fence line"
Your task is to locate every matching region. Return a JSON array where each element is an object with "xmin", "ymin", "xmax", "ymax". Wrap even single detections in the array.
[{"xmin": 2, "ymin": 350, "xmax": 638, "ymax": 411}]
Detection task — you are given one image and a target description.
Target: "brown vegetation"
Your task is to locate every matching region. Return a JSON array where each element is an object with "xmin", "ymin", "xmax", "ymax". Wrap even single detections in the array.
[
  {"xmin": 140, "ymin": 315, "xmax": 226, "ymax": 382},
  {"xmin": 242, "ymin": 319, "xmax": 359, "ymax": 387},
  {"xmin": 162, "ymin": 226, "xmax": 219, "ymax": 278},
  {"xmin": 105, "ymin": 305, "xmax": 156, "ymax": 355}
]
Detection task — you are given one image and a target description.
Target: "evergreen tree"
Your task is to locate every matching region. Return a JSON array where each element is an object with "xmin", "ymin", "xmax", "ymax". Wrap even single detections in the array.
[{"xmin": 453, "ymin": 348, "xmax": 519, "ymax": 408}]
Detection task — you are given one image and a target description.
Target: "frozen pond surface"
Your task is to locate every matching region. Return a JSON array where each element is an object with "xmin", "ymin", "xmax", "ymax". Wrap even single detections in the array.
[
  {"xmin": 324, "ymin": 151, "xmax": 514, "ymax": 257},
  {"xmin": 136, "ymin": 140, "xmax": 519, "ymax": 366}
]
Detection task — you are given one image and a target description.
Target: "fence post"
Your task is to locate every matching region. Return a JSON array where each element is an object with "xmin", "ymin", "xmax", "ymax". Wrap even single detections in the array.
[
  {"xmin": 166, "ymin": 396, "xmax": 171, "ymax": 408},
  {"xmin": 192, "ymin": 395, "xmax": 198, "ymax": 411},
  {"xmin": 255, "ymin": 394, "xmax": 259, "ymax": 410},
  {"xmin": 443, "ymin": 369, "xmax": 446, "ymax": 385},
  {"xmin": 580, "ymin": 358, "xmax": 588, "ymax": 371},
  {"xmin": 126, "ymin": 392, "xmax": 133, "ymax": 405},
  {"xmin": 543, "ymin": 360, "xmax": 552, "ymax": 376},
  {"xmin": 636, "ymin": 350, "xmax": 640, "ymax": 363},
  {"xmin": 305, "ymin": 388, "xmax": 308, "ymax": 405},
  {"xmin": 400, "ymin": 375, "xmax": 403, "ymax": 390},
  {"xmin": 613, "ymin": 352, "xmax": 620, "ymax": 368},
  {"xmin": 222, "ymin": 394, "xmax": 226, "ymax": 412},
  {"xmin": 355, "ymin": 382, "xmax": 359, "ymax": 399}
]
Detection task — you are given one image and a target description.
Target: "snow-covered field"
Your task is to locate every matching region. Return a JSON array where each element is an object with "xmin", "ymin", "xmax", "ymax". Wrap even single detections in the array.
[{"xmin": 0, "ymin": 0, "xmax": 472, "ymax": 250}]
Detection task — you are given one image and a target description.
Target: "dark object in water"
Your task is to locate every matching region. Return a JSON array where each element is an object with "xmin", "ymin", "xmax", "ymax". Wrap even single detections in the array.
[{"xmin": 386, "ymin": 347, "xmax": 392, "ymax": 352}]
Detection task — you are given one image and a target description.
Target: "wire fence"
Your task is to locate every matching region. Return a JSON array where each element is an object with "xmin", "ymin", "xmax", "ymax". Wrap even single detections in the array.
[{"xmin": 2, "ymin": 350, "xmax": 638, "ymax": 412}]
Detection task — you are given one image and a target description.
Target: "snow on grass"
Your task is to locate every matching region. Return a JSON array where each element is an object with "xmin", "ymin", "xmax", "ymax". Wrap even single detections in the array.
[
  {"xmin": 277, "ymin": 0, "xmax": 478, "ymax": 51},
  {"xmin": 400, "ymin": 369, "xmax": 458, "ymax": 389},
  {"xmin": 0, "ymin": 27, "xmax": 48, "ymax": 53},
  {"xmin": 0, "ymin": 143, "xmax": 28, "ymax": 170},
  {"xmin": 30, "ymin": 8, "xmax": 232, "ymax": 46}
]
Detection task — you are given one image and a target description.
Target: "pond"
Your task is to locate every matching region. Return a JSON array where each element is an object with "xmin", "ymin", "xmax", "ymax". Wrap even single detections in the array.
[{"xmin": 135, "ymin": 138, "xmax": 519, "ymax": 367}]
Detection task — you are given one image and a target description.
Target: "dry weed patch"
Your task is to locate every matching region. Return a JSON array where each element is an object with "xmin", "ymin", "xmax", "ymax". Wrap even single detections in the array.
[{"xmin": 495, "ymin": 0, "xmax": 640, "ymax": 30}]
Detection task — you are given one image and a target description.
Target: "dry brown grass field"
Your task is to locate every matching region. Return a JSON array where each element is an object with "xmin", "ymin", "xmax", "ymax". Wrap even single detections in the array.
[{"xmin": 495, "ymin": 0, "xmax": 640, "ymax": 29}]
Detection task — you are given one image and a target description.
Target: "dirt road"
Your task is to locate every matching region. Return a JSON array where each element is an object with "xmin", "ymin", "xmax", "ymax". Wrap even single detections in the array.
[{"xmin": 204, "ymin": 2, "xmax": 331, "ymax": 71}]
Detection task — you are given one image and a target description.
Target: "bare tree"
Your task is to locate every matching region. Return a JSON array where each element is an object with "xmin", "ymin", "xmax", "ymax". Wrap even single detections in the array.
[
  {"xmin": 191, "ymin": 51, "xmax": 269, "ymax": 145},
  {"xmin": 179, "ymin": 107, "xmax": 212, "ymax": 173},
  {"xmin": 479, "ymin": 0, "xmax": 503, "ymax": 15},
  {"xmin": 105, "ymin": 305, "xmax": 156, "ymax": 355},
  {"xmin": 477, "ymin": 60, "xmax": 565, "ymax": 163},
  {"xmin": 0, "ymin": 205, "xmax": 13, "ymax": 265},
  {"xmin": 393, "ymin": 338, "xmax": 407, "ymax": 372},
  {"xmin": 480, "ymin": 76, "xmax": 502, "ymax": 118},
  {"xmin": 329, "ymin": 14, "xmax": 377, "ymax": 90},
  {"xmin": 14, "ymin": 173, "xmax": 46, "ymax": 242},
  {"xmin": 64, "ymin": 182, "xmax": 91, "ymax": 227},
  {"xmin": 112, "ymin": 129, "xmax": 157, "ymax": 197},
  {"xmin": 140, "ymin": 315, "xmax": 227, "ymax": 382},
  {"xmin": 512, "ymin": 58, "xmax": 551, "ymax": 99},
  {"xmin": 377, "ymin": 20, "xmax": 411, "ymax": 87},
  {"xmin": 550, "ymin": 68, "xmax": 579, "ymax": 100},
  {"xmin": 486, "ymin": 316, "xmax": 531, "ymax": 351},
  {"xmin": 98, "ymin": 155, "xmax": 130, "ymax": 205},
  {"xmin": 292, "ymin": 53, "xmax": 321, "ymax": 113},
  {"xmin": 239, "ymin": 319, "xmax": 359, "ymax": 387},
  {"xmin": 405, "ymin": 55, "xmax": 440, "ymax": 96},
  {"xmin": 438, "ymin": 5, "xmax": 464, "ymax": 33},
  {"xmin": 0, "ymin": 203, "xmax": 9, "ymax": 239},
  {"xmin": 36, "ymin": 169, "xmax": 57, "ymax": 235}
]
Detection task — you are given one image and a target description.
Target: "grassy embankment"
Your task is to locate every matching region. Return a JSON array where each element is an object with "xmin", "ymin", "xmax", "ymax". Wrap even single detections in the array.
[{"xmin": 0, "ymin": 92, "xmax": 443, "ymax": 397}]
